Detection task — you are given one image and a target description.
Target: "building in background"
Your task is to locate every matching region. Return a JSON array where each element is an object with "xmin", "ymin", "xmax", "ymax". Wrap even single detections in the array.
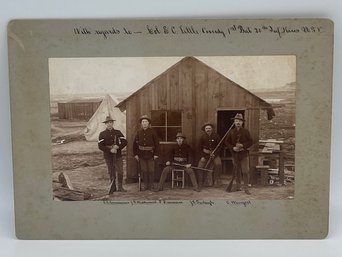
[{"xmin": 117, "ymin": 57, "xmax": 275, "ymax": 183}]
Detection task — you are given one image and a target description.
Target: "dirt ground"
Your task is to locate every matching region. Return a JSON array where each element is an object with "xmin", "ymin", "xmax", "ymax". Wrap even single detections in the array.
[
  {"xmin": 53, "ymin": 161, "xmax": 294, "ymax": 200},
  {"xmin": 51, "ymin": 89, "xmax": 296, "ymax": 201},
  {"xmin": 52, "ymin": 139, "xmax": 294, "ymax": 201}
]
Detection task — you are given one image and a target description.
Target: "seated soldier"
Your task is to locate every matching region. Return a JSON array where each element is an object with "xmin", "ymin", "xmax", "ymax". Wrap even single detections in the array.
[
  {"xmin": 197, "ymin": 122, "xmax": 223, "ymax": 188},
  {"xmin": 156, "ymin": 132, "xmax": 200, "ymax": 192}
]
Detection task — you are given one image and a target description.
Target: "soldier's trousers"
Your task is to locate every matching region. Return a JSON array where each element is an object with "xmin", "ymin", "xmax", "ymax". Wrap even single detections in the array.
[
  {"xmin": 197, "ymin": 156, "xmax": 222, "ymax": 187},
  {"xmin": 105, "ymin": 156, "xmax": 124, "ymax": 188},
  {"xmin": 232, "ymin": 154, "xmax": 250, "ymax": 189},
  {"xmin": 158, "ymin": 166, "xmax": 199, "ymax": 189},
  {"xmin": 139, "ymin": 158, "xmax": 155, "ymax": 189}
]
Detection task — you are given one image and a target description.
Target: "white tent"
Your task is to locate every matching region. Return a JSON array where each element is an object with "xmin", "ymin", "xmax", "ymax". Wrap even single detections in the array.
[{"xmin": 84, "ymin": 94, "xmax": 126, "ymax": 141}]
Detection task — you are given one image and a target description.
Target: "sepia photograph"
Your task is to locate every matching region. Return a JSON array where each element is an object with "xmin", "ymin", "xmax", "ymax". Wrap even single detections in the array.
[{"xmin": 50, "ymin": 56, "xmax": 296, "ymax": 201}]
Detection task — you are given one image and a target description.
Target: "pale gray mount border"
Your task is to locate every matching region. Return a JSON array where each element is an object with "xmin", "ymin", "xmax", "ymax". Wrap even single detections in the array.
[{"xmin": 8, "ymin": 19, "xmax": 333, "ymax": 239}]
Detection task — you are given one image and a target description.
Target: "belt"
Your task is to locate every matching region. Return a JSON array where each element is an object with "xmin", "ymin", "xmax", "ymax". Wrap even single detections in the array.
[
  {"xmin": 174, "ymin": 157, "xmax": 187, "ymax": 162},
  {"xmin": 138, "ymin": 145, "xmax": 154, "ymax": 151}
]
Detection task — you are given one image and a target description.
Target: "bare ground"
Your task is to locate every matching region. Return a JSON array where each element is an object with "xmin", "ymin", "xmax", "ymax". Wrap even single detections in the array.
[
  {"xmin": 51, "ymin": 138, "xmax": 294, "ymax": 201},
  {"xmin": 51, "ymin": 92, "xmax": 296, "ymax": 201},
  {"xmin": 52, "ymin": 158, "xmax": 294, "ymax": 200}
]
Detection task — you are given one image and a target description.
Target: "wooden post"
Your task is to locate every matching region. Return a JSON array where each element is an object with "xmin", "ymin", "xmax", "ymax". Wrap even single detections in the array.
[
  {"xmin": 58, "ymin": 172, "xmax": 74, "ymax": 190},
  {"xmin": 53, "ymin": 187, "xmax": 91, "ymax": 201},
  {"xmin": 256, "ymin": 165, "xmax": 270, "ymax": 186},
  {"xmin": 279, "ymin": 152, "xmax": 285, "ymax": 185}
]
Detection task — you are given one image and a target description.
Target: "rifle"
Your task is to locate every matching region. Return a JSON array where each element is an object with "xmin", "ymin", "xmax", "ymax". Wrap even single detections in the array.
[
  {"xmin": 108, "ymin": 135, "xmax": 117, "ymax": 194},
  {"xmin": 226, "ymin": 169, "xmax": 236, "ymax": 192},
  {"xmin": 136, "ymin": 159, "xmax": 142, "ymax": 191},
  {"xmin": 204, "ymin": 122, "xmax": 235, "ymax": 169},
  {"xmin": 171, "ymin": 162, "xmax": 213, "ymax": 172}
]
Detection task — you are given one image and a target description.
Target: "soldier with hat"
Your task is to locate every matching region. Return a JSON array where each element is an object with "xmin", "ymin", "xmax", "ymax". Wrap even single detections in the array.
[
  {"xmin": 133, "ymin": 115, "xmax": 160, "ymax": 191},
  {"xmin": 225, "ymin": 113, "xmax": 253, "ymax": 195},
  {"xmin": 197, "ymin": 122, "xmax": 223, "ymax": 189},
  {"xmin": 156, "ymin": 132, "xmax": 200, "ymax": 192},
  {"xmin": 98, "ymin": 116, "xmax": 127, "ymax": 193}
]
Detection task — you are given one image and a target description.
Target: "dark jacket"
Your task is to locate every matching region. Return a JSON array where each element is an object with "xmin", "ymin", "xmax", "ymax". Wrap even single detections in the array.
[
  {"xmin": 198, "ymin": 132, "xmax": 222, "ymax": 158},
  {"xmin": 133, "ymin": 128, "xmax": 160, "ymax": 159},
  {"xmin": 225, "ymin": 127, "xmax": 253, "ymax": 160},
  {"xmin": 98, "ymin": 129, "xmax": 127, "ymax": 159},
  {"xmin": 167, "ymin": 143, "xmax": 193, "ymax": 165}
]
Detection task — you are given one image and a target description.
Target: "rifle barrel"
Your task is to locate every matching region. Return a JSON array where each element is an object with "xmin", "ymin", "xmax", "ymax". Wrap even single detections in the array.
[
  {"xmin": 171, "ymin": 162, "xmax": 213, "ymax": 172},
  {"xmin": 204, "ymin": 122, "xmax": 235, "ymax": 168}
]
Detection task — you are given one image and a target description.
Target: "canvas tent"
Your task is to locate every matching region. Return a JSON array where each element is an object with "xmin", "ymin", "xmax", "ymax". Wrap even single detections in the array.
[{"xmin": 84, "ymin": 94, "xmax": 126, "ymax": 141}]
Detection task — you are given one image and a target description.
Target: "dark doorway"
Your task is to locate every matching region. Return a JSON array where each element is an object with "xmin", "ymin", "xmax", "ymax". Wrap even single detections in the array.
[
  {"xmin": 217, "ymin": 110, "xmax": 245, "ymax": 138},
  {"xmin": 217, "ymin": 109, "xmax": 245, "ymax": 175}
]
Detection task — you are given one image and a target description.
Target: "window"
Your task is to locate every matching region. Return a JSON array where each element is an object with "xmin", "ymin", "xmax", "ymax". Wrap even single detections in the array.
[{"xmin": 151, "ymin": 110, "xmax": 182, "ymax": 143}]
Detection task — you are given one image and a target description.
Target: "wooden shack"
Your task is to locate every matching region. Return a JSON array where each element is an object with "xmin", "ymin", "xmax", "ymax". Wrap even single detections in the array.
[
  {"xmin": 58, "ymin": 98, "xmax": 102, "ymax": 120},
  {"xmin": 117, "ymin": 57, "xmax": 275, "ymax": 183}
]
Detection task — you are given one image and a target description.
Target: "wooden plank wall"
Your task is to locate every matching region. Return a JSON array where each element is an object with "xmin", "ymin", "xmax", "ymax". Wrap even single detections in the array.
[
  {"xmin": 57, "ymin": 102, "xmax": 101, "ymax": 120},
  {"xmin": 125, "ymin": 57, "xmax": 266, "ymax": 182}
]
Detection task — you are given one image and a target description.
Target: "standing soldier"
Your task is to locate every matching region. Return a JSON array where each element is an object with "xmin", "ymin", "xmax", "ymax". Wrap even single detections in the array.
[
  {"xmin": 98, "ymin": 116, "xmax": 127, "ymax": 194},
  {"xmin": 225, "ymin": 113, "xmax": 253, "ymax": 195},
  {"xmin": 197, "ymin": 122, "xmax": 223, "ymax": 189},
  {"xmin": 133, "ymin": 115, "xmax": 160, "ymax": 191},
  {"xmin": 156, "ymin": 132, "xmax": 200, "ymax": 192}
]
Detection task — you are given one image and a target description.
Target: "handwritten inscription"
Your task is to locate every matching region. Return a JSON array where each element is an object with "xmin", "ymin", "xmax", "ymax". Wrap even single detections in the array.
[
  {"xmin": 102, "ymin": 199, "xmax": 253, "ymax": 207},
  {"xmin": 103, "ymin": 200, "xmax": 184, "ymax": 205},
  {"xmin": 73, "ymin": 24, "xmax": 323, "ymax": 40},
  {"xmin": 190, "ymin": 200, "xmax": 215, "ymax": 206},
  {"xmin": 226, "ymin": 200, "xmax": 252, "ymax": 207}
]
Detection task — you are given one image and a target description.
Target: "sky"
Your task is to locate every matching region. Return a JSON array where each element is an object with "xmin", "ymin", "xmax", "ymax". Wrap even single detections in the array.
[{"xmin": 49, "ymin": 56, "xmax": 296, "ymax": 96}]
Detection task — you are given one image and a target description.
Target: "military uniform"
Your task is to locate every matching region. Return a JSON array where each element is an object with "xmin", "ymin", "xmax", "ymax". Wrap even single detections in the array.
[
  {"xmin": 225, "ymin": 126, "xmax": 253, "ymax": 191},
  {"xmin": 197, "ymin": 131, "xmax": 223, "ymax": 188},
  {"xmin": 157, "ymin": 141, "xmax": 199, "ymax": 191},
  {"xmin": 133, "ymin": 127, "xmax": 160, "ymax": 190},
  {"xmin": 98, "ymin": 128, "xmax": 127, "ymax": 191}
]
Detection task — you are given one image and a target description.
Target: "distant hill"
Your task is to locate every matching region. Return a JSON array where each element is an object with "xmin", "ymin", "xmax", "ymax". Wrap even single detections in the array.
[
  {"xmin": 250, "ymin": 82, "xmax": 296, "ymax": 93},
  {"xmin": 251, "ymin": 82, "xmax": 296, "ymax": 104},
  {"xmin": 279, "ymin": 82, "xmax": 296, "ymax": 91}
]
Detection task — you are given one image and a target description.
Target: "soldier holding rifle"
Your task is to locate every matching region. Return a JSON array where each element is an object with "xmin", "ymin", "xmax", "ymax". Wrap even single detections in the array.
[
  {"xmin": 197, "ymin": 122, "xmax": 223, "ymax": 189},
  {"xmin": 156, "ymin": 132, "xmax": 200, "ymax": 192},
  {"xmin": 98, "ymin": 116, "xmax": 127, "ymax": 194},
  {"xmin": 133, "ymin": 115, "xmax": 160, "ymax": 191},
  {"xmin": 225, "ymin": 113, "xmax": 253, "ymax": 195}
]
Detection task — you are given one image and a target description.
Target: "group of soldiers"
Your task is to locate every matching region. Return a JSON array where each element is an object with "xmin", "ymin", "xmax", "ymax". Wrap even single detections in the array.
[{"xmin": 98, "ymin": 113, "xmax": 253, "ymax": 195}]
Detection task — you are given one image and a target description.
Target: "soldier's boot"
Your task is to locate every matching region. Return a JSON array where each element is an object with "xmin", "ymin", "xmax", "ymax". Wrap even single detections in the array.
[
  {"xmin": 235, "ymin": 169, "xmax": 242, "ymax": 191},
  {"xmin": 156, "ymin": 170, "xmax": 169, "ymax": 191},
  {"xmin": 198, "ymin": 178, "xmax": 203, "ymax": 191},
  {"xmin": 150, "ymin": 171, "xmax": 156, "ymax": 191},
  {"xmin": 235, "ymin": 182, "xmax": 242, "ymax": 192},
  {"xmin": 155, "ymin": 183, "xmax": 163, "ymax": 192},
  {"xmin": 207, "ymin": 171, "xmax": 214, "ymax": 187},
  {"xmin": 108, "ymin": 180, "xmax": 117, "ymax": 195},
  {"xmin": 117, "ymin": 175, "xmax": 127, "ymax": 192},
  {"xmin": 118, "ymin": 184, "xmax": 127, "ymax": 192},
  {"xmin": 189, "ymin": 172, "xmax": 200, "ymax": 192},
  {"xmin": 243, "ymin": 175, "xmax": 251, "ymax": 195},
  {"xmin": 143, "ymin": 174, "xmax": 149, "ymax": 191},
  {"xmin": 214, "ymin": 176, "xmax": 222, "ymax": 187}
]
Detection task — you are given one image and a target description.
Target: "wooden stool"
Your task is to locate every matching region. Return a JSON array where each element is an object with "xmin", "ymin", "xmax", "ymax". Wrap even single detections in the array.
[
  {"xmin": 256, "ymin": 165, "xmax": 270, "ymax": 186},
  {"xmin": 171, "ymin": 169, "xmax": 185, "ymax": 188}
]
